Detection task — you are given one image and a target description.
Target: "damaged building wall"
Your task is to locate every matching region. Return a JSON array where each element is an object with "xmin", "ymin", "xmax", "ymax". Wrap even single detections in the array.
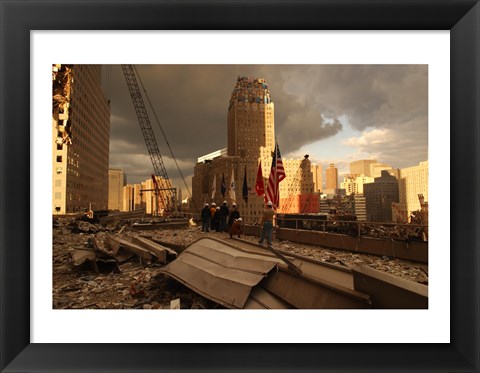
[{"xmin": 52, "ymin": 64, "xmax": 111, "ymax": 214}]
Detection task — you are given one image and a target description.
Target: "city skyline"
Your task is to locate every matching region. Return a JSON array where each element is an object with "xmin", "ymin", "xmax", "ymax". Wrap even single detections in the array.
[{"xmin": 107, "ymin": 65, "xmax": 428, "ymax": 194}]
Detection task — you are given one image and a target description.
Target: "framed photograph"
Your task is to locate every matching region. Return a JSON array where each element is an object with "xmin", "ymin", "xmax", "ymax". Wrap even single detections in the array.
[{"xmin": 1, "ymin": 0, "xmax": 479, "ymax": 372}]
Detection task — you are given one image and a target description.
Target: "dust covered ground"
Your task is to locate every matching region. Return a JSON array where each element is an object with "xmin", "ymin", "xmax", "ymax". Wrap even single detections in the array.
[{"xmin": 53, "ymin": 219, "xmax": 428, "ymax": 310}]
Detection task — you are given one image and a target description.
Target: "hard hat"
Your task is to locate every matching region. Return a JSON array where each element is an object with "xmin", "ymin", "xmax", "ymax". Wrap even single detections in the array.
[
  {"xmin": 205, "ymin": 203, "xmax": 209, "ymax": 206},
  {"xmin": 223, "ymin": 201, "xmax": 227, "ymax": 204},
  {"xmin": 212, "ymin": 202, "xmax": 216, "ymax": 206},
  {"xmin": 267, "ymin": 201, "xmax": 273, "ymax": 206},
  {"xmin": 216, "ymin": 206, "xmax": 220, "ymax": 210},
  {"xmin": 232, "ymin": 203, "xmax": 237, "ymax": 207},
  {"xmin": 237, "ymin": 218, "xmax": 242, "ymax": 222}
]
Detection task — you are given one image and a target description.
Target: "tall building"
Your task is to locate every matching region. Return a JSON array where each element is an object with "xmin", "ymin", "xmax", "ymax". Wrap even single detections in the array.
[
  {"xmin": 364, "ymin": 170, "xmax": 400, "ymax": 222},
  {"xmin": 227, "ymin": 77, "xmax": 274, "ymax": 158},
  {"xmin": 354, "ymin": 194, "xmax": 367, "ymax": 221},
  {"xmin": 192, "ymin": 76, "xmax": 317, "ymax": 223},
  {"xmin": 311, "ymin": 163, "xmax": 323, "ymax": 193},
  {"xmin": 350, "ymin": 159, "xmax": 377, "ymax": 177},
  {"xmin": 340, "ymin": 175, "xmax": 374, "ymax": 196},
  {"xmin": 325, "ymin": 163, "xmax": 338, "ymax": 194},
  {"xmin": 52, "ymin": 64, "xmax": 110, "ymax": 214},
  {"xmin": 398, "ymin": 161, "xmax": 428, "ymax": 220},
  {"xmin": 369, "ymin": 162, "xmax": 398, "ymax": 178},
  {"xmin": 108, "ymin": 169, "xmax": 126, "ymax": 211},
  {"xmin": 278, "ymin": 157, "xmax": 317, "ymax": 214}
]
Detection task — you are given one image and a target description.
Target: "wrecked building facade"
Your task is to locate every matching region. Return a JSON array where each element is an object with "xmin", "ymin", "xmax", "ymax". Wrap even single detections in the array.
[{"xmin": 52, "ymin": 65, "xmax": 111, "ymax": 214}]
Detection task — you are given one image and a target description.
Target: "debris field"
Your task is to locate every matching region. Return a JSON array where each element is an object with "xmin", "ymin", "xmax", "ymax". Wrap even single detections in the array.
[{"xmin": 53, "ymin": 218, "xmax": 428, "ymax": 310}]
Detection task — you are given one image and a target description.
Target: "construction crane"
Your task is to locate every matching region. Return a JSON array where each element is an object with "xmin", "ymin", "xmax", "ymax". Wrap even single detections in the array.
[
  {"xmin": 281, "ymin": 155, "xmax": 310, "ymax": 214},
  {"xmin": 121, "ymin": 65, "xmax": 176, "ymax": 215}
]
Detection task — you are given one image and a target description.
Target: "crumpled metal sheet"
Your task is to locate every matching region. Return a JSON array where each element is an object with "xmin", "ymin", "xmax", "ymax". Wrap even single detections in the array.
[{"xmin": 161, "ymin": 237, "xmax": 283, "ymax": 308}]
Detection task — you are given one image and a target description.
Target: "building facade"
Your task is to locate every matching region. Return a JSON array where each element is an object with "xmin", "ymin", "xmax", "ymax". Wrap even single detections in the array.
[
  {"xmin": 340, "ymin": 175, "xmax": 375, "ymax": 196},
  {"xmin": 108, "ymin": 169, "xmax": 126, "ymax": 211},
  {"xmin": 278, "ymin": 157, "xmax": 317, "ymax": 214},
  {"xmin": 52, "ymin": 64, "xmax": 110, "ymax": 214},
  {"xmin": 350, "ymin": 159, "xmax": 377, "ymax": 177},
  {"xmin": 364, "ymin": 170, "xmax": 400, "ymax": 222},
  {"xmin": 191, "ymin": 76, "xmax": 317, "ymax": 223},
  {"xmin": 325, "ymin": 163, "xmax": 338, "ymax": 194},
  {"xmin": 398, "ymin": 160, "xmax": 429, "ymax": 220},
  {"xmin": 311, "ymin": 163, "xmax": 323, "ymax": 193}
]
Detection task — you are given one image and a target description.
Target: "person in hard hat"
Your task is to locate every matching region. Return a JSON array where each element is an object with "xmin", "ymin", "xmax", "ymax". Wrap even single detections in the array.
[
  {"xmin": 213, "ymin": 206, "xmax": 221, "ymax": 232},
  {"xmin": 219, "ymin": 201, "xmax": 229, "ymax": 232},
  {"xmin": 210, "ymin": 202, "xmax": 217, "ymax": 230},
  {"xmin": 228, "ymin": 203, "xmax": 240, "ymax": 231},
  {"xmin": 201, "ymin": 203, "xmax": 211, "ymax": 232},
  {"xmin": 229, "ymin": 217, "xmax": 243, "ymax": 239},
  {"xmin": 258, "ymin": 200, "xmax": 275, "ymax": 245}
]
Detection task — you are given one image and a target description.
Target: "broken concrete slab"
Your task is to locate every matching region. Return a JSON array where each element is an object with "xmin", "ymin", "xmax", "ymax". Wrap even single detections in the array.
[
  {"xmin": 105, "ymin": 235, "xmax": 154, "ymax": 265},
  {"xmin": 132, "ymin": 236, "xmax": 177, "ymax": 263}
]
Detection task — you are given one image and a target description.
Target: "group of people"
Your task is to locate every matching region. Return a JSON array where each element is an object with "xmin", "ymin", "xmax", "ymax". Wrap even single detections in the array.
[
  {"xmin": 200, "ymin": 200, "xmax": 276, "ymax": 246},
  {"xmin": 201, "ymin": 201, "xmax": 241, "ymax": 236}
]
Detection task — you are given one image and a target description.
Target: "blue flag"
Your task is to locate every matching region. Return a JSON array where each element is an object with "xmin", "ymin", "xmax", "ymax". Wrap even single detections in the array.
[
  {"xmin": 221, "ymin": 173, "xmax": 226, "ymax": 197},
  {"xmin": 242, "ymin": 165, "xmax": 248, "ymax": 203}
]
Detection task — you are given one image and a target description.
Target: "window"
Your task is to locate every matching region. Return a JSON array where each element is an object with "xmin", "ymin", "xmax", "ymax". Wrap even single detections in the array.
[{"xmin": 56, "ymin": 155, "xmax": 62, "ymax": 162}]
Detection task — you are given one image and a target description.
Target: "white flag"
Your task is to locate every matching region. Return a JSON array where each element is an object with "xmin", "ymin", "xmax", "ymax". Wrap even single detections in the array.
[
  {"xmin": 211, "ymin": 174, "xmax": 216, "ymax": 200},
  {"xmin": 229, "ymin": 168, "xmax": 236, "ymax": 203}
]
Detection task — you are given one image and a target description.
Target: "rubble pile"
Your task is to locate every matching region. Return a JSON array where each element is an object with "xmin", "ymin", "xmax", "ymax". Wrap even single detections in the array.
[{"xmin": 53, "ymin": 218, "xmax": 428, "ymax": 310}]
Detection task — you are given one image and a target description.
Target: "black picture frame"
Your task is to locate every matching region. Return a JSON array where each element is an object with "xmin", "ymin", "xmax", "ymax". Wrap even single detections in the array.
[{"xmin": 1, "ymin": 1, "xmax": 479, "ymax": 372}]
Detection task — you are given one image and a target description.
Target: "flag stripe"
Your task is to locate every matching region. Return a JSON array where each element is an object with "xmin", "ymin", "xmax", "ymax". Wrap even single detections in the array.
[{"xmin": 265, "ymin": 141, "xmax": 286, "ymax": 209}]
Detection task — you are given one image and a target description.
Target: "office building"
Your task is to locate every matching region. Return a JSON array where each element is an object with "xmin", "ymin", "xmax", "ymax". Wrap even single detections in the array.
[
  {"xmin": 340, "ymin": 175, "xmax": 374, "ymax": 196},
  {"xmin": 350, "ymin": 159, "xmax": 377, "ymax": 177},
  {"xmin": 398, "ymin": 160, "xmax": 429, "ymax": 220},
  {"xmin": 52, "ymin": 64, "xmax": 110, "ymax": 214},
  {"xmin": 311, "ymin": 163, "xmax": 323, "ymax": 193},
  {"xmin": 108, "ymin": 169, "xmax": 126, "ymax": 211},
  {"xmin": 364, "ymin": 171, "xmax": 400, "ymax": 222},
  {"xmin": 192, "ymin": 76, "xmax": 317, "ymax": 222},
  {"xmin": 325, "ymin": 163, "xmax": 338, "ymax": 194}
]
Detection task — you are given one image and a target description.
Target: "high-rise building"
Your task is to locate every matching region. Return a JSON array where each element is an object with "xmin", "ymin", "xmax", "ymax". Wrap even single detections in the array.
[
  {"xmin": 325, "ymin": 163, "xmax": 338, "ymax": 194},
  {"xmin": 364, "ymin": 170, "xmax": 400, "ymax": 222},
  {"xmin": 311, "ymin": 163, "xmax": 323, "ymax": 193},
  {"xmin": 350, "ymin": 159, "xmax": 377, "ymax": 177},
  {"xmin": 108, "ymin": 169, "xmax": 126, "ymax": 211},
  {"xmin": 52, "ymin": 64, "xmax": 110, "ymax": 214},
  {"xmin": 340, "ymin": 175, "xmax": 374, "ymax": 196},
  {"xmin": 278, "ymin": 157, "xmax": 317, "ymax": 214},
  {"xmin": 192, "ymin": 76, "xmax": 317, "ymax": 222},
  {"xmin": 227, "ymin": 77, "xmax": 274, "ymax": 158},
  {"xmin": 398, "ymin": 161, "xmax": 428, "ymax": 220},
  {"xmin": 354, "ymin": 194, "xmax": 367, "ymax": 221}
]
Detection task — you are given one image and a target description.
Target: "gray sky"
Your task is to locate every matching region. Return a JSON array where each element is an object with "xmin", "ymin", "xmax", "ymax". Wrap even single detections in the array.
[{"xmin": 107, "ymin": 65, "xmax": 428, "ymax": 196}]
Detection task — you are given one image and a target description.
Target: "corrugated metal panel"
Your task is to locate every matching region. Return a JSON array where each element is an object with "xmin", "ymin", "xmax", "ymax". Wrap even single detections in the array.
[{"xmin": 160, "ymin": 238, "xmax": 282, "ymax": 308}]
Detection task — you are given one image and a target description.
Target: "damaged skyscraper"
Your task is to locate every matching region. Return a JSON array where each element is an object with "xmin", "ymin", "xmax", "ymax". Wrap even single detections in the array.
[{"xmin": 52, "ymin": 65, "xmax": 111, "ymax": 214}]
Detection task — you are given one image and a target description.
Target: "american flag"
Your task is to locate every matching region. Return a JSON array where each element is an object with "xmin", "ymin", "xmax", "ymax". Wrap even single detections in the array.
[{"xmin": 265, "ymin": 141, "xmax": 286, "ymax": 209}]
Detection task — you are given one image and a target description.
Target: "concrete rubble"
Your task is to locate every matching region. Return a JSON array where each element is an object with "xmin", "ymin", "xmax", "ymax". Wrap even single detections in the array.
[{"xmin": 53, "ymin": 217, "xmax": 428, "ymax": 310}]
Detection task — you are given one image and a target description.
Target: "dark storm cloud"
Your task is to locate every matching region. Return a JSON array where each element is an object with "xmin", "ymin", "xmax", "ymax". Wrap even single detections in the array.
[{"xmin": 107, "ymin": 64, "xmax": 427, "ymax": 186}]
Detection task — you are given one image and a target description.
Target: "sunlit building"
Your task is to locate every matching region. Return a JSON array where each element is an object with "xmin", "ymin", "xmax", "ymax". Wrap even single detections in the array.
[
  {"xmin": 52, "ymin": 64, "xmax": 110, "ymax": 214},
  {"xmin": 325, "ymin": 163, "xmax": 338, "ymax": 194},
  {"xmin": 192, "ymin": 76, "xmax": 316, "ymax": 222},
  {"xmin": 108, "ymin": 169, "xmax": 126, "ymax": 211}
]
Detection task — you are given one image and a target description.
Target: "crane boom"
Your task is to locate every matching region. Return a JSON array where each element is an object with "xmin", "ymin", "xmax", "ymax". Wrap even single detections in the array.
[{"xmin": 121, "ymin": 64, "xmax": 175, "ymax": 214}]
